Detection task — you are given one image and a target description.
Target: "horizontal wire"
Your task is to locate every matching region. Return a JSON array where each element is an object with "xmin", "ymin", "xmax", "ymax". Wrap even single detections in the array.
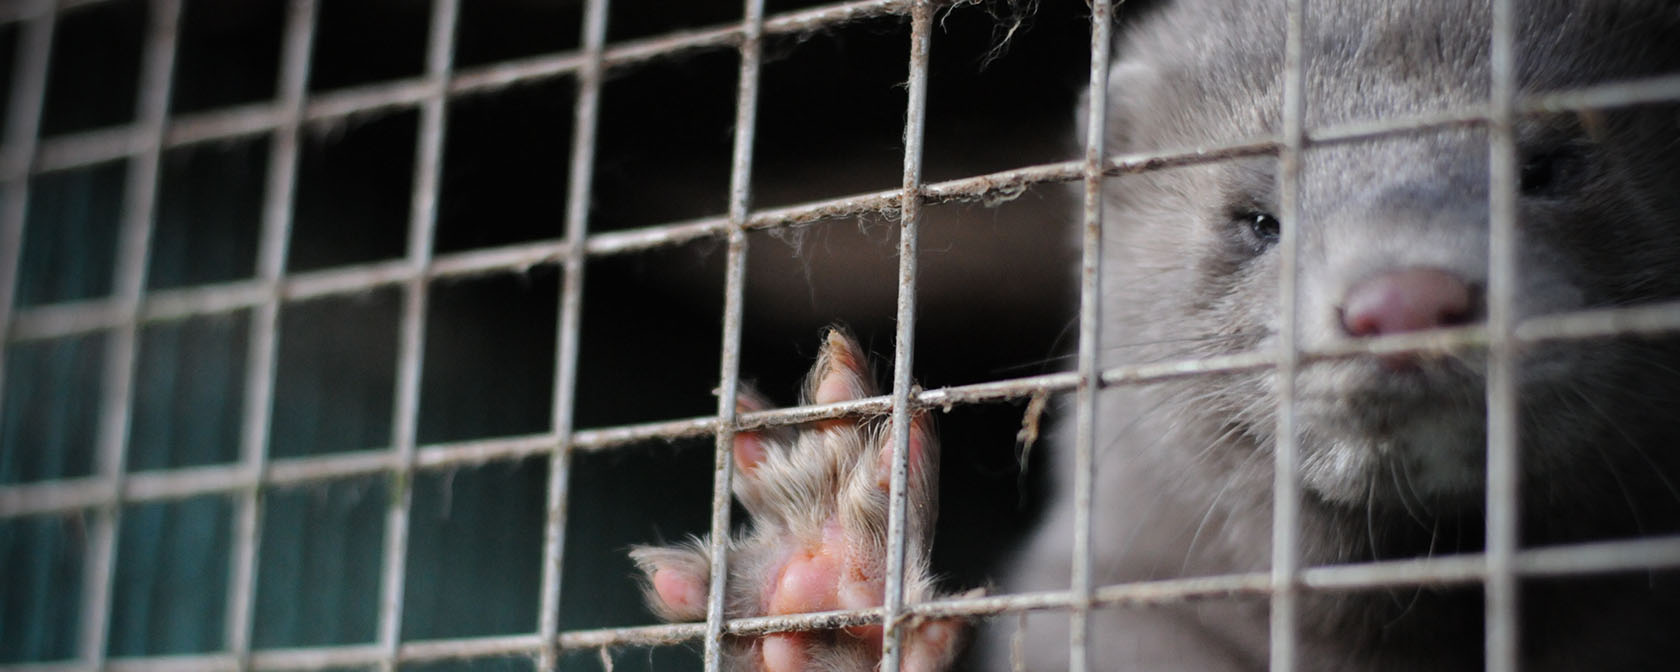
[
  {"xmin": 1, "ymin": 534, "xmax": 1673, "ymax": 672},
  {"xmin": 10, "ymin": 68, "xmax": 1680, "ymax": 345},
  {"xmin": 0, "ymin": 0, "xmax": 920, "ymax": 177},
  {"xmin": 7, "ymin": 57, "xmax": 1677, "ymax": 182},
  {"xmin": 12, "ymin": 105, "xmax": 1680, "ymax": 345},
  {"xmin": 5, "ymin": 296, "xmax": 1680, "ymax": 518}
]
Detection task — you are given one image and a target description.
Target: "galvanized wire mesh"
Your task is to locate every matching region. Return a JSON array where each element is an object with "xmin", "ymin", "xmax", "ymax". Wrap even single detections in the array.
[{"xmin": 2, "ymin": 1, "xmax": 1680, "ymax": 671}]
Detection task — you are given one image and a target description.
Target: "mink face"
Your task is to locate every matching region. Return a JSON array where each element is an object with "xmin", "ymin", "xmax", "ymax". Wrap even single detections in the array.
[
  {"xmin": 994, "ymin": 1, "xmax": 1680, "ymax": 669},
  {"xmin": 1099, "ymin": 0, "xmax": 1680, "ymax": 516}
]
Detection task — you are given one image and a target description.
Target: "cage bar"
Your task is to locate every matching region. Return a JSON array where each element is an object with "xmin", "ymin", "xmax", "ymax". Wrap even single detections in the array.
[
  {"xmin": 533, "ymin": 0, "xmax": 611, "ymax": 668},
  {"xmin": 220, "ymin": 0, "xmax": 318, "ymax": 666},
  {"xmin": 0, "ymin": 0, "xmax": 54, "ymax": 445},
  {"xmin": 878, "ymin": 2, "xmax": 933, "ymax": 669},
  {"xmin": 1066, "ymin": 0, "xmax": 1112, "ymax": 670},
  {"xmin": 700, "ymin": 0, "xmax": 768, "ymax": 668},
  {"xmin": 1484, "ymin": 0, "xmax": 1522, "ymax": 669},
  {"xmin": 77, "ymin": 0, "xmax": 182, "ymax": 667},
  {"xmin": 369, "ymin": 1, "xmax": 459, "ymax": 670},
  {"xmin": 1, "ymin": 1, "xmax": 1679, "ymax": 671},
  {"xmin": 1267, "ymin": 0, "xmax": 1308, "ymax": 668}
]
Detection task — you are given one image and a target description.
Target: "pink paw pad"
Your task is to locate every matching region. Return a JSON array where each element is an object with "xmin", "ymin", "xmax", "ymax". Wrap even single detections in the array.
[
  {"xmin": 768, "ymin": 550, "xmax": 843, "ymax": 615},
  {"xmin": 629, "ymin": 328, "xmax": 964, "ymax": 670},
  {"xmin": 651, "ymin": 568, "xmax": 708, "ymax": 618},
  {"xmin": 761, "ymin": 633, "xmax": 809, "ymax": 672}
]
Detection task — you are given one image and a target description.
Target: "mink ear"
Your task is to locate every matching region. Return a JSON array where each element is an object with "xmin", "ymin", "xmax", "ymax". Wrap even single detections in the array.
[
  {"xmin": 1078, "ymin": 58, "xmax": 1159, "ymax": 155},
  {"xmin": 803, "ymin": 328, "xmax": 876, "ymax": 405}
]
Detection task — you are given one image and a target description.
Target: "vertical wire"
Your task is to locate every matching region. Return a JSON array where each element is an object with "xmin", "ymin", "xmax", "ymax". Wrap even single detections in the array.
[
  {"xmin": 374, "ymin": 0, "xmax": 458, "ymax": 669},
  {"xmin": 223, "ymin": 0, "xmax": 317, "ymax": 665},
  {"xmin": 1067, "ymin": 1, "xmax": 1113, "ymax": 670},
  {"xmin": 535, "ymin": 0, "xmax": 610, "ymax": 668},
  {"xmin": 1269, "ymin": 0, "xmax": 1307, "ymax": 668},
  {"xmin": 702, "ymin": 0, "xmax": 766, "ymax": 669},
  {"xmin": 0, "ymin": 0, "xmax": 54, "ymax": 449},
  {"xmin": 879, "ymin": 2, "xmax": 932, "ymax": 671},
  {"xmin": 78, "ymin": 0, "xmax": 182, "ymax": 666},
  {"xmin": 1484, "ymin": 0, "xmax": 1521, "ymax": 669}
]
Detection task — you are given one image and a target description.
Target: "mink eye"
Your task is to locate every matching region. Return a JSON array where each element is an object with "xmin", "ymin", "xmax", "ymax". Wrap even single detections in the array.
[
  {"xmin": 1519, "ymin": 145, "xmax": 1585, "ymax": 197},
  {"xmin": 1235, "ymin": 210, "xmax": 1281, "ymax": 249}
]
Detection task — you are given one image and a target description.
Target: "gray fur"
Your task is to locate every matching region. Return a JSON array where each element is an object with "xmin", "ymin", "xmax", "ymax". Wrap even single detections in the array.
[{"xmin": 992, "ymin": 0, "xmax": 1680, "ymax": 669}]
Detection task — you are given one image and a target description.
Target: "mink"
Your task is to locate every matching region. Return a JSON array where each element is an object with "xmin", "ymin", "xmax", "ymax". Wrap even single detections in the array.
[{"xmin": 997, "ymin": 0, "xmax": 1680, "ymax": 669}]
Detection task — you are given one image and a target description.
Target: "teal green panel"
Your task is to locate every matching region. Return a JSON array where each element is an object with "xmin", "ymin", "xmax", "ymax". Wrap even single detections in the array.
[
  {"xmin": 559, "ymin": 440, "xmax": 712, "ymax": 632},
  {"xmin": 107, "ymin": 496, "xmax": 232, "ymax": 656},
  {"xmin": 401, "ymin": 459, "xmax": 543, "ymax": 641},
  {"xmin": 253, "ymin": 477, "xmax": 386, "ymax": 648},
  {"xmin": 15, "ymin": 160, "xmax": 126, "ymax": 308},
  {"xmin": 403, "ymin": 657, "xmax": 533, "ymax": 672},
  {"xmin": 0, "ymin": 25, "xmax": 15, "ymax": 133},
  {"xmin": 0, "ymin": 515, "xmax": 84, "ymax": 663},
  {"xmin": 417, "ymin": 271, "xmax": 558, "ymax": 445},
  {"xmin": 0, "ymin": 332, "xmax": 104, "ymax": 484},
  {"xmin": 148, "ymin": 140, "xmax": 265, "ymax": 290},
  {"xmin": 269, "ymin": 291, "xmax": 400, "ymax": 458},
  {"xmin": 128, "ymin": 311, "xmax": 249, "ymax": 472},
  {"xmin": 560, "ymin": 645, "xmax": 699, "ymax": 672}
]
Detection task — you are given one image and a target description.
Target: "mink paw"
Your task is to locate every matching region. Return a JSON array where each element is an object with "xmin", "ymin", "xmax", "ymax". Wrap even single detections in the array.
[{"xmin": 630, "ymin": 329, "xmax": 962, "ymax": 671}]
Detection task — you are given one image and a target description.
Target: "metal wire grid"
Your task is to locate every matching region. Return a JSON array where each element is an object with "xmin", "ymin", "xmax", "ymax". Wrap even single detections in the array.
[
  {"xmin": 0, "ymin": 0, "xmax": 1679, "ymax": 671},
  {"xmin": 702, "ymin": 0, "xmax": 764, "ymax": 666},
  {"xmin": 1266, "ymin": 0, "xmax": 1306, "ymax": 666},
  {"xmin": 1066, "ymin": 1, "xmax": 1111, "ymax": 669}
]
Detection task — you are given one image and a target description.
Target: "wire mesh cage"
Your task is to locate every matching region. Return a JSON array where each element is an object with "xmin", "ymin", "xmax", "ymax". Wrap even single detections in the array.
[{"xmin": 2, "ymin": 0, "xmax": 1679, "ymax": 671}]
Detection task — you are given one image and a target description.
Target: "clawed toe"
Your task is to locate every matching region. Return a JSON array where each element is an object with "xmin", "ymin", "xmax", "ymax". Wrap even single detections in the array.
[{"xmin": 630, "ymin": 328, "xmax": 962, "ymax": 670}]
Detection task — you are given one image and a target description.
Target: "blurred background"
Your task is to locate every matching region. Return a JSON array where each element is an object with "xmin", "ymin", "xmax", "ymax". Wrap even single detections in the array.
[{"xmin": 0, "ymin": 0, "xmax": 1110, "ymax": 669}]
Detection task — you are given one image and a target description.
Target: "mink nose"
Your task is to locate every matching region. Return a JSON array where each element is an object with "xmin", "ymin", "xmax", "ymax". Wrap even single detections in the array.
[{"xmin": 1339, "ymin": 267, "xmax": 1476, "ymax": 337}]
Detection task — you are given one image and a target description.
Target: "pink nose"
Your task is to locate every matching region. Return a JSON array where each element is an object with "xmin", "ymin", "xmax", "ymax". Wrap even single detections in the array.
[{"xmin": 1340, "ymin": 267, "xmax": 1475, "ymax": 337}]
